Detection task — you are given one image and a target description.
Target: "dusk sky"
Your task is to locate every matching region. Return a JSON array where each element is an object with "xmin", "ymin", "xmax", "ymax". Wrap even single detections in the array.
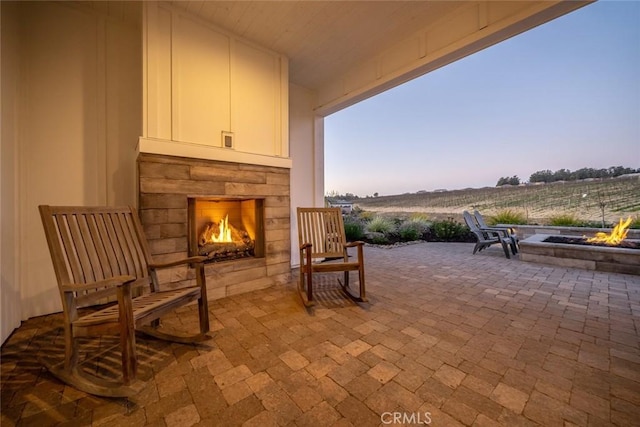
[{"xmin": 325, "ymin": 1, "xmax": 640, "ymax": 197}]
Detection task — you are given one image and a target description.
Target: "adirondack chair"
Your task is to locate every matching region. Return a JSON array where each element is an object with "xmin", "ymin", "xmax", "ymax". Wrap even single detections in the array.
[
  {"xmin": 463, "ymin": 210, "xmax": 512, "ymax": 258},
  {"xmin": 297, "ymin": 207, "xmax": 367, "ymax": 307},
  {"xmin": 473, "ymin": 210, "xmax": 519, "ymax": 251},
  {"xmin": 39, "ymin": 205, "xmax": 211, "ymax": 397}
]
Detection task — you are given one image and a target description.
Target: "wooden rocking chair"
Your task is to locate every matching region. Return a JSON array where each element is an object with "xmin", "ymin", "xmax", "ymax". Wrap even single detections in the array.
[
  {"xmin": 297, "ymin": 207, "xmax": 367, "ymax": 307},
  {"xmin": 39, "ymin": 205, "xmax": 211, "ymax": 397}
]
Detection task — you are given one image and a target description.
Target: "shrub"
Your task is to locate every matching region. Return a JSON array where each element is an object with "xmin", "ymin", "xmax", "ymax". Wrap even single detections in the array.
[
  {"xmin": 431, "ymin": 218, "xmax": 470, "ymax": 241},
  {"xmin": 358, "ymin": 211, "xmax": 376, "ymax": 222},
  {"xmin": 343, "ymin": 217, "xmax": 365, "ymax": 241},
  {"xmin": 488, "ymin": 209, "xmax": 527, "ymax": 225},
  {"xmin": 366, "ymin": 216, "xmax": 396, "ymax": 234},
  {"xmin": 409, "ymin": 212, "xmax": 430, "ymax": 222},
  {"xmin": 549, "ymin": 214, "xmax": 581, "ymax": 226},
  {"xmin": 369, "ymin": 233, "xmax": 390, "ymax": 245},
  {"xmin": 398, "ymin": 218, "xmax": 430, "ymax": 241},
  {"xmin": 631, "ymin": 216, "xmax": 640, "ymax": 229},
  {"xmin": 581, "ymin": 220, "xmax": 613, "ymax": 228},
  {"xmin": 398, "ymin": 222, "xmax": 420, "ymax": 241}
]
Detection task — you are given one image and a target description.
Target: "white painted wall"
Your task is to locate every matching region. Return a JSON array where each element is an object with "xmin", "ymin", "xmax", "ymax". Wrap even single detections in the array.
[
  {"xmin": 0, "ymin": 2, "xmax": 141, "ymax": 343},
  {"xmin": 1, "ymin": 1, "xmax": 22, "ymax": 343}
]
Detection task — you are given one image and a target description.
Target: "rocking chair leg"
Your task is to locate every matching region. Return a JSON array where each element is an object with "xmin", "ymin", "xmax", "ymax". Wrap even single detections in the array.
[
  {"xmin": 64, "ymin": 326, "xmax": 78, "ymax": 373},
  {"xmin": 118, "ymin": 286, "xmax": 137, "ymax": 384},
  {"xmin": 300, "ymin": 249, "xmax": 314, "ymax": 307},
  {"xmin": 196, "ymin": 264, "xmax": 210, "ymax": 335},
  {"xmin": 359, "ymin": 265, "xmax": 367, "ymax": 302},
  {"xmin": 307, "ymin": 272, "xmax": 313, "ymax": 303}
]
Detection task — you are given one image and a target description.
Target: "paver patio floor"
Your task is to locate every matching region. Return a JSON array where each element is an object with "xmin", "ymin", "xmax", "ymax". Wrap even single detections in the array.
[{"xmin": 2, "ymin": 242, "xmax": 639, "ymax": 426}]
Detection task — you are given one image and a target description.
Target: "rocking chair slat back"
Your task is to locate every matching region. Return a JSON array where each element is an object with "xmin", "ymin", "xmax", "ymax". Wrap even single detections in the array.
[
  {"xmin": 46, "ymin": 207, "xmax": 150, "ymax": 289},
  {"xmin": 297, "ymin": 207, "xmax": 347, "ymax": 259}
]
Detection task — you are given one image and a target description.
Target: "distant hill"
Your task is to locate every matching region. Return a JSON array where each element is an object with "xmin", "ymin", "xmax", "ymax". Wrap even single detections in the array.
[{"xmin": 353, "ymin": 175, "xmax": 640, "ymax": 223}]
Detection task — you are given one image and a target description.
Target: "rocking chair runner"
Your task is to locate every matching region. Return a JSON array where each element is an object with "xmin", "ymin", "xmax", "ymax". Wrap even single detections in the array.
[
  {"xmin": 297, "ymin": 207, "xmax": 367, "ymax": 306},
  {"xmin": 39, "ymin": 205, "xmax": 211, "ymax": 397}
]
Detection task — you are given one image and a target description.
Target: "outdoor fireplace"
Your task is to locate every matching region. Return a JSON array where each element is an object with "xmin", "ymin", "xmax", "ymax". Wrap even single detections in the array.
[
  {"xmin": 137, "ymin": 153, "xmax": 291, "ymax": 300},
  {"xmin": 188, "ymin": 197, "xmax": 265, "ymax": 262}
]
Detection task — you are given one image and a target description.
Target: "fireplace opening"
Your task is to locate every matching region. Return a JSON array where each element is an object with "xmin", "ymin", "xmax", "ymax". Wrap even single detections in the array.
[{"xmin": 188, "ymin": 197, "xmax": 265, "ymax": 262}]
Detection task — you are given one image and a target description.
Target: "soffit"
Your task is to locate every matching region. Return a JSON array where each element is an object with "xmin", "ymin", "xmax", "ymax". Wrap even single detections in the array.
[{"xmin": 168, "ymin": 1, "xmax": 472, "ymax": 90}]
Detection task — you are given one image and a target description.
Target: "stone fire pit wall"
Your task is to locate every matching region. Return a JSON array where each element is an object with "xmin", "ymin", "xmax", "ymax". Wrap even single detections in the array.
[
  {"xmin": 519, "ymin": 234, "xmax": 640, "ymax": 276},
  {"xmin": 137, "ymin": 153, "xmax": 291, "ymax": 300}
]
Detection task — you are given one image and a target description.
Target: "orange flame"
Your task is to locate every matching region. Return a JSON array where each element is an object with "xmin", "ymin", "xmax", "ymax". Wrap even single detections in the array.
[
  {"xmin": 210, "ymin": 215, "xmax": 232, "ymax": 243},
  {"xmin": 586, "ymin": 217, "xmax": 632, "ymax": 245}
]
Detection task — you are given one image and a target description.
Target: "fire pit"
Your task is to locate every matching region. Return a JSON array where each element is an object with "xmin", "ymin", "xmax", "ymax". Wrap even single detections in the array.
[
  {"xmin": 519, "ymin": 217, "xmax": 639, "ymax": 275},
  {"xmin": 542, "ymin": 235, "xmax": 640, "ymax": 250}
]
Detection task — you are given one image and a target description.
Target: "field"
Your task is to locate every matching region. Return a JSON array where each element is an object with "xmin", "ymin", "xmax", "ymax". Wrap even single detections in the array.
[{"xmin": 353, "ymin": 175, "xmax": 640, "ymax": 224}]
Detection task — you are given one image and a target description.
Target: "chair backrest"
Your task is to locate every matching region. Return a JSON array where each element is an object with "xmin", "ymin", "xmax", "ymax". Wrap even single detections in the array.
[
  {"xmin": 474, "ymin": 210, "xmax": 490, "ymax": 228},
  {"xmin": 39, "ymin": 205, "xmax": 152, "ymax": 309},
  {"xmin": 297, "ymin": 207, "xmax": 347, "ymax": 259},
  {"xmin": 462, "ymin": 211, "xmax": 479, "ymax": 231},
  {"xmin": 463, "ymin": 211, "xmax": 495, "ymax": 242}
]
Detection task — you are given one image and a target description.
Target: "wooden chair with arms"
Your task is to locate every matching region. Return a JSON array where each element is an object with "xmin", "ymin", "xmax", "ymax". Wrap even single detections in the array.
[
  {"xmin": 297, "ymin": 207, "xmax": 367, "ymax": 307},
  {"xmin": 39, "ymin": 205, "xmax": 211, "ymax": 397}
]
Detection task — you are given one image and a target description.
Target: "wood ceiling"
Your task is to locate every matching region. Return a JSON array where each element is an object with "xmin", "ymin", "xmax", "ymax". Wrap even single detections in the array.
[{"xmin": 168, "ymin": 1, "xmax": 471, "ymax": 90}]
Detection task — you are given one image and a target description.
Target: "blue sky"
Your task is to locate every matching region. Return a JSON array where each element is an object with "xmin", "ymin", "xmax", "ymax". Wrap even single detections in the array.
[{"xmin": 325, "ymin": 1, "xmax": 640, "ymax": 197}]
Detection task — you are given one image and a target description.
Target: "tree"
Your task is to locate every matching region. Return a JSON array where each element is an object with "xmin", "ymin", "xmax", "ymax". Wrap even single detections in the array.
[
  {"xmin": 552, "ymin": 169, "xmax": 570, "ymax": 181},
  {"xmin": 496, "ymin": 176, "xmax": 520, "ymax": 186},
  {"xmin": 529, "ymin": 170, "xmax": 553, "ymax": 183}
]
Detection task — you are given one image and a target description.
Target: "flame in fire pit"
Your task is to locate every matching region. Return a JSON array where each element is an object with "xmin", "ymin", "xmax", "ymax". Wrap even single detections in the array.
[{"xmin": 586, "ymin": 217, "xmax": 632, "ymax": 245}]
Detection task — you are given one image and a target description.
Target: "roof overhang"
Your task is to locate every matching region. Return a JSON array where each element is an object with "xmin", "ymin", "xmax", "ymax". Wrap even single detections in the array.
[{"xmin": 169, "ymin": 1, "xmax": 594, "ymax": 115}]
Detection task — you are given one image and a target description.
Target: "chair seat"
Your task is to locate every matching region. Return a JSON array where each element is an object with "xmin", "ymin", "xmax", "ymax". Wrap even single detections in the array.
[
  {"xmin": 310, "ymin": 261, "xmax": 362, "ymax": 273},
  {"xmin": 73, "ymin": 287, "xmax": 202, "ymax": 328}
]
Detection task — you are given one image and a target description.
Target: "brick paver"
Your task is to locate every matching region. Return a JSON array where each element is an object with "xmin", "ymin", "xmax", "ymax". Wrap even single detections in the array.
[{"xmin": 2, "ymin": 242, "xmax": 639, "ymax": 426}]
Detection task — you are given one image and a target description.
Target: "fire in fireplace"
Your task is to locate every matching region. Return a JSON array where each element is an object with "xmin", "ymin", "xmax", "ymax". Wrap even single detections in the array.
[{"xmin": 188, "ymin": 197, "xmax": 265, "ymax": 262}]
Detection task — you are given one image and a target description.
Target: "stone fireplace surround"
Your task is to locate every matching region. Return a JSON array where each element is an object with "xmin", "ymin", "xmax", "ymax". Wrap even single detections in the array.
[{"xmin": 137, "ymin": 153, "xmax": 291, "ymax": 300}]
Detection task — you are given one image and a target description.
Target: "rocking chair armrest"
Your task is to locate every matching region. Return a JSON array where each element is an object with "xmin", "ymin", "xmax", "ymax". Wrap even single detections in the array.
[
  {"xmin": 344, "ymin": 241, "xmax": 365, "ymax": 248},
  {"xmin": 61, "ymin": 275, "xmax": 137, "ymax": 293},
  {"xmin": 149, "ymin": 256, "xmax": 207, "ymax": 270},
  {"xmin": 300, "ymin": 242, "xmax": 313, "ymax": 251}
]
